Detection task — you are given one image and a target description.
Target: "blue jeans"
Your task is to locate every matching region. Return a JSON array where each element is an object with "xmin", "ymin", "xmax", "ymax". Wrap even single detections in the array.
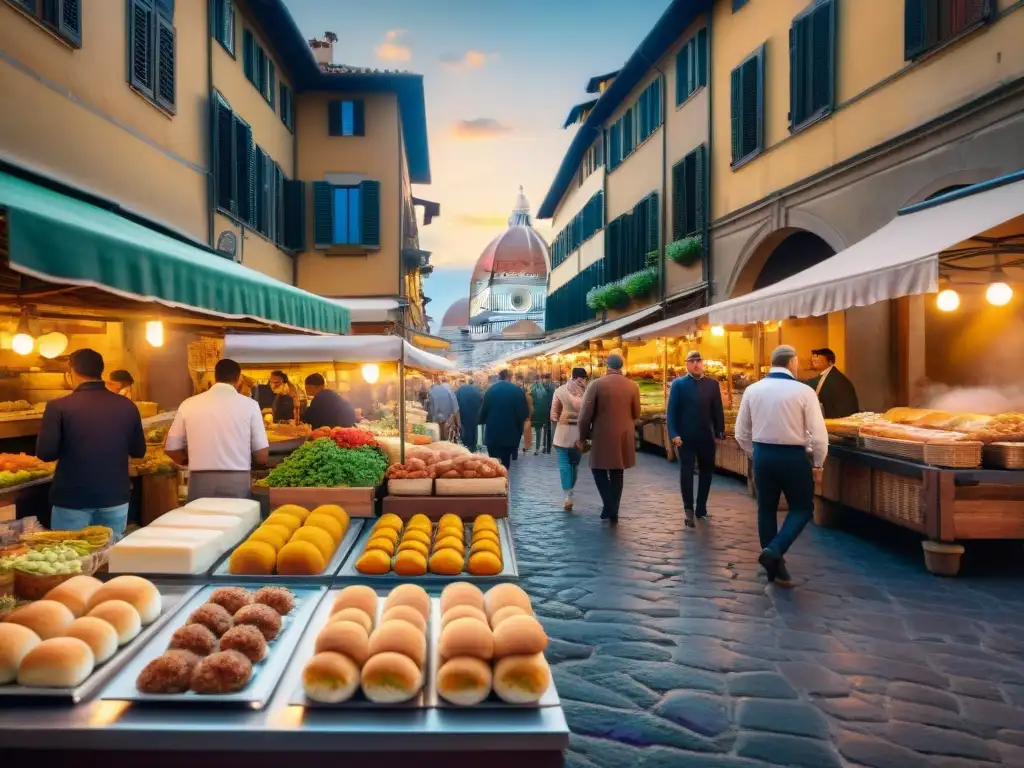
[
  {"xmin": 51, "ymin": 504, "xmax": 129, "ymax": 536},
  {"xmin": 752, "ymin": 443, "xmax": 813, "ymax": 558},
  {"xmin": 555, "ymin": 447, "xmax": 579, "ymax": 491}
]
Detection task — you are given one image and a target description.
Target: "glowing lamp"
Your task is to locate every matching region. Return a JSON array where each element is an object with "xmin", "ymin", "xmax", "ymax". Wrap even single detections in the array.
[
  {"xmin": 361, "ymin": 363, "xmax": 380, "ymax": 384},
  {"xmin": 37, "ymin": 332, "xmax": 68, "ymax": 359},
  {"xmin": 710, "ymin": 325, "xmax": 725, "ymax": 337},
  {"xmin": 935, "ymin": 289, "xmax": 960, "ymax": 312},
  {"xmin": 145, "ymin": 321, "xmax": 164, "ymax": 347},
  {"xmin": 11, "ymin": 332, "xmax": 34, "ymax": 356},
  {"xmin": 985, "ymin": 282, "xmax": 1013, "ymax": 307}
]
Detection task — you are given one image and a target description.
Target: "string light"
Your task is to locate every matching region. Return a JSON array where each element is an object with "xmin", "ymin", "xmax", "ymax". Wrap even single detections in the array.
[
  {"xmin": 986, "ymin": 282, "xmax": 1013, "ymax": 307},
  {"xmin": 936, "ymin": 289, "xmax": 960, "ymax": 312},
  {"xmin": 145, "ymin": 321, "xmax": 164, "ymax": 347},
  {"xmin": 361, "ymin": 363, "xmax": 380, "ymax": 384},
  {"xmin": 710, "ymin": 325, "xmax": 725, "ymax": 337}
]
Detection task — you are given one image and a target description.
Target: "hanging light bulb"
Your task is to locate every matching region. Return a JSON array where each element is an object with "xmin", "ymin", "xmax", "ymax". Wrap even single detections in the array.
[
  {"xmin": 145, "ymin": 320, "xmax": 164, "ymax": 347},
  {"xmin": 361, "ymin": 363, "xmax": 380, "ymax": 384},
  {"xmin": 986, "ymin": 282, "xmax": 1013, "ymax": 307},
  {"xmin": 710, "ymin": 325, "xmax": 725, "ymax": 337},
  {"xmin": 936, "ymin": 289, "xmax": 960, "ymax": 312},
  {"xmin": 37, "ymin": 332, "xmax": 69, "ymax": 359},
  {"xmin": 12, "ymin": 312, "xmax": 34, "ymax": 356}
]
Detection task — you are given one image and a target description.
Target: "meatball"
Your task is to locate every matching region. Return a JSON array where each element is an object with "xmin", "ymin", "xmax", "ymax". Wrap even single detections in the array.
[
  {"xmin": 252, "ymin": 586, "xmax": 295, "ymax": 616},
  {"xmin": 136, "ymin": 651, "xmax": 197, "ymax": 694},
  {"xmin": 233, "ymin": 604, "xmax": 282, "ymax": 641},
  {"xmin": 190, "ymin": 650, "xmax": 253, "ymax": 694},
  {"xmin": 168, "ymin": 624, "xmax": 218, "ymax": 657},
  {"xmin": 186, "ymin": 603, "xmax": 233, "ymax": 638},
  {"xmin": 208, "ymin": 587, "xmax": 252, "ymax": 616},
  {"xmin": 219, "ymin": 624, "xmax": 268, "ymax": 663}
]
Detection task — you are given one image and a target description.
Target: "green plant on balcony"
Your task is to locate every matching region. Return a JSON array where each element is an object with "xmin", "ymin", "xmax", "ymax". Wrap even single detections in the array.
[
  {"xmin": 586, "ymin": 285, "xmax": 608, "ymax": 311},
  {"xmin": 623, "ymin": 267, "xmax": 658, "ymax": 298},
  {"xmin": 645, "ymin": 250, "xmax": 659, "ymax": 267},
  {"xmin": 666, "ymin": 235, "xmax": 703, "ymax": 267}
]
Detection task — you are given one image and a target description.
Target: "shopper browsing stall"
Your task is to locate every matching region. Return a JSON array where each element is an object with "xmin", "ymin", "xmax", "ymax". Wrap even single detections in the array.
[
  {"xmin": 480, "ymin": 370, "xmax": 530, "ymax": 469},
  {"xmin": 164, "ymin": 359, "xmax": 269, "ymax": 501},
  {"xmin": 301, "ymin": 373, "xmax": 356, "ymax": 429}
]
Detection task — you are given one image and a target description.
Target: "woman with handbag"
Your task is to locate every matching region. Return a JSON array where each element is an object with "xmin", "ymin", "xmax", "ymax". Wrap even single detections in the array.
[{"xmin": 551, "ymin": 368, "xmax": 588, "ymax": 510}]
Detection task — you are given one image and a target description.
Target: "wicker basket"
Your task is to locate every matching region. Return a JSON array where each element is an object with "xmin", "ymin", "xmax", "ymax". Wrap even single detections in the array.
[
  {"xmin": 984, "ymin": 442, "xmax": 1024, "ymax": 470},
  {"xmin": 840, "ymin": 462, "xmax": 872, "ymax": 512},
  {"xmin": 872, "ymin": 471, "xmax": 924, "ymax": 527},
  {"xmin": 862, "ymin": 436, "xmax": 981, "ymax": 468}
]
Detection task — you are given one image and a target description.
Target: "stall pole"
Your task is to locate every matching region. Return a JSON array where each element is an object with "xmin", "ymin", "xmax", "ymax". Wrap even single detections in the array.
[
  {"xmin": 726, "ymin": 332, "xmax": 734, "ymax": 409},
  {"xmin": 398, "ymin": 359, "xmax": 407, "ymax": 464}
]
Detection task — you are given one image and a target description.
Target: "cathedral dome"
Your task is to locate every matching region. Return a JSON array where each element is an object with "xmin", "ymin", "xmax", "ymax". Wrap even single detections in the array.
[
  {"xmin": 501, "ymin": 319, "xmax": 543, "ymax": 338},
  {"xmin": 440, "ymin": 297, "xmax": 470, "ymax": 328},
  {"xmin": 470, "ymin": 188, "xmax": 550, "ymax": 294}
]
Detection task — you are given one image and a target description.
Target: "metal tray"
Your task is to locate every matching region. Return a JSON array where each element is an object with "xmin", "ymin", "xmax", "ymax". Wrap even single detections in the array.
[
  {"xmin": 0, "ymin": 583, "xmax": 199, "ymax": 704},
  {"xmin": 210, "ymin": 520, "xmax": 366, "ymax": 584},
  {"xmin": 100, "ymin": 584, "xmax": 324, "ymax": 709},
  {"xmin": 335, "ymin": 519, "xmax": 518, "ymax": 583},
  {"xmin": 107, "ymin": 524, "xmax": 260, "ymax": 583},
  {"xmin": 286, "ymin": 587, "xmax": 436, "ymax": 709}
]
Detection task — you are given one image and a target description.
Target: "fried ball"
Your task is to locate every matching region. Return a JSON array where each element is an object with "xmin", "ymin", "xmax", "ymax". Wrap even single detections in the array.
[
  {"xmin": 186, "ymin": 603, "xmax": 233, "ymax": 638},
  {"xmin": 373, "ymin": 513, "xmax": 403, "ymax": 533},
  {"xmin": 169, "ymin": 623, "xmax": 218, "ymax": 657},
  {"xmin": 208, "ymin": 587, "xmax": 252, "ymax": 616},
  {"xmin": 273, "ymin": 504, "xmax": 311, "ymax": 522},
  {"xmin": 265, "ymin": 512, "xmax": 303, "ymax": 535},
  {"xmin": 396, "ymin": 539, "xmax": 429, "ymax": 558},
  {"xmin": 219, "ymin": 624, "xmax": 269, "ymax": 663},
  {"xmin": 468, "ymin": 551, "xmax": 502, "ymax": 576},
  {"xmin": 436, "ymin": 524, "xmax": 465, "ymax": 541},
  {"xmin": 190, "ymin": 650, "xmax": 252, "ymax": 694},
  {"xmin": 305, "ymin": 513, "xmax": 343, "ymax": 543},
  {"xmin": 290, "ymin": 526, "xmax": 337, "ymax": 561},
  {"xmin": 438, "ymin": 513, "xmax": 462, "ymax": 529},
  {"xmin": 440, "ymin": 582, "xmax": 484, "ymax": 614},
  {"xmin": 247, "ymin": 525, "xmax": 291, "ymax": 551},
  {"xmin": 471, "ymin": 529, "xmax": 500, "ymax": 546},
  {"xmin": 234, "ymin": 604, "xmax": 282, "ymax": 641},
  {"xmin": 229, "ymin": 540, "xmax": 276, "ymax": 575},
  {"xmin": 405, "ymin": 514, "xmax": 432, "ymax": 533},
  {"xmin": 473, "ymin": 514, "xmax": 498, "ymax": 533},
  {"xmin": 252, "ymin": 586, "xmax": 296, "ymax": 616},
  {"xmin": 369, "ymin": 526, "xmax": 400, "ymax": 545},
  {"xmin": 470, "ymin": 539, "xmax": 502, "ymax": 558},
  {"xmin": 355, "ymin": 549, "xmax": 391, "ymax": 575},
  {"xmin": 392, "ymin": 549, "xmax": 427, "ymax": 577},
  {"xmin": 400, "ymin": 528, "xmax": 432, "ymax": 547},
  {"xmin": 365, "ymin": 536, "xmax": 396, "ymax": 557},
  {"xmin": 432, "ymin": 536, "xmax": 464, "ymax": 554},
  {"xmin": 277, "ymin": 540, "xmax": 326, "ymax": 576},
  {"xmin": 429, "ymin": 549, "xmax": 465, "ymax": 576},
  {"xmin": 136, "ymin": 651, "xmax": 197, "ymax": 694},
  {"xmin": 311, "ymin": 504, "xmax": 350, "ymax": 530}
]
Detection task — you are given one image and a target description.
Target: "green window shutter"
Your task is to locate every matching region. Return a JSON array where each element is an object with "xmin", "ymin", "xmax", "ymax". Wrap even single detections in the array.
[
  {"xmin": 729, "ymin": 65, "xmax": 742, "ymax": 163},
  {"xmin": 676, "ymin": 46, "xmax": 688, "ymax": 105},
  {"xmin": 155, "ymin": 16, "xmax": 176, "ymax": 112},
  {"xmin": 233, "ymin": 116, "xmax": 253, "ymax": 223},
  {"xmin": 215, "ymin": 0, "xmax": 234, "ymax": 53},
  {"xmin": 360, "ymin": 180, "xmax": 381, "ymax": 247},
  {"xmin": 694, "ymin": 143, "xmax": 707, "ymax": 240},
  {"xmin": 327, "ymin": 100, "xmax": 342, "ymax": 136},
  {"xmin": 253, "ymin": 148, "xmax": 265, "ymax": 234},
  {"xmin": 242, "ymin": 29, "xmax": 255, "ymax": 83},
  {"xmin": 597, "ymin": 190, "xmax": 604, "ymax": 227},
  {"xmin": 651, "ymin": 78, "xmax": 662, "ymax": 129},
  {"xmin": 283, "ymin": 179, "xmax": 306, "ymax": 251},
  {"xmin": 696, "ymin": 28, "xmax": 708, "ymax": 88},
  {"xmin": 671, "ymin": 159, "xmax": 685, "ymax": 241},
  {"xmin": 789, "ymin": 16, "xmax": 807, "ymax": 129},
  {"xmin": 313, "ymin": 182, "xmax": 333, "ymax": 247},
  {"xmin": 59, "ymin": 0, "xmax": 82, "ymax": 45},
  {"xmin": 128, "ymin": 0, "xmax": 154, "ymax": 99},
  {"xmin": 904, "ymin": 0, "xmax": 926, "ymax": 58},
  {"xmin": 267, "ymin": 60, "xmax": 276, "ymax": 107},
  {"xmin": 647, "ymin": 192, "xmax": 659, "ymax": 254},
  {"xmin": 215, "ymin": 99, "xmax": 235, "ymax": 212},
  {"xmin": 353, "ymin": 100, "xmax": 366, "ymax": 136},
  {"xmin": 811, "ymin": 0, "xmax": 836, "ymax": 117}
]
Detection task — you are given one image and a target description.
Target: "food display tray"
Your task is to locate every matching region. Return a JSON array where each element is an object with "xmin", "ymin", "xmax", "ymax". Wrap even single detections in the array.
[
  {"xmin": 209, "ymin": 520, "xmax": 366, "ymax": 584},
  {"xmin": 0, "ymin": 584, "xmax": 199, "ymax": 704},
  {"xmin": 334, "ymin": 518, "xmax": 518, "ymax": 584},
  {"xmin": 101, "ymin": 584, "xmax": 324, "ymax": 709},
  {"xmin": 108, "ymin": 524, "xmax": 260, "ymax": 583},
  {"xmin": 286, "ymin": 587, "xmax": 436, "ymax": 709}
]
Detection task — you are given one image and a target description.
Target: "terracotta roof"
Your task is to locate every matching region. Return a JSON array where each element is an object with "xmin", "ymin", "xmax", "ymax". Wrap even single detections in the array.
[
  {"xmin": 470, "ymin": 188, "xmax": 550, "ymax": 291},
  {"xmin": 501, "ymin": 320, "xmax": 544, "ymax": 338},
  {"xmin": 440, "ymin": 298, "xmax": 470, "ymax": 328}
]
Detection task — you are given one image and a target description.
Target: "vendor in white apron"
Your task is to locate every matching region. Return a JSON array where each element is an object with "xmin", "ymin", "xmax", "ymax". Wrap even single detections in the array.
[{"xmin": 164, "ymin": 359, "xmax": 269, "ymax": 501}]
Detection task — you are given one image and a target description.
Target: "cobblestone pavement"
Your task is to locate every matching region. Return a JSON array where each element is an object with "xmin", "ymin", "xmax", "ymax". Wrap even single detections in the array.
[{"xmin": 506, "ymin": 451, "xmax": 1024, "ymax": 767}]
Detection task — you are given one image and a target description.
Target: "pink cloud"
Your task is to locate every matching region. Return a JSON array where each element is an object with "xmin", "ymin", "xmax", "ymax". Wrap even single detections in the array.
[{"xmin": 375, "ymin": 30, "xmax": 411, "ymax": 62}]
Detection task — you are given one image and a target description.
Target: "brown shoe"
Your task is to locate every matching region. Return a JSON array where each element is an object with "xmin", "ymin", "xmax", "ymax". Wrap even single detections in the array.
[{"xmin": 563, "ymin": 500, "xmax": 573, "ymax": 511}]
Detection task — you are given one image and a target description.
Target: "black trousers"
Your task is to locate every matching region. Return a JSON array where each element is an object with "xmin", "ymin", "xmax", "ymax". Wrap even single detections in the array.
[
  {"xmin": 487, "ymin": 444, "xmax": 516, "ymax": 469},
  {"xmin": 753, "ymin": 443, "xmax": 815, "ymax": 557},
  {"xmin": 591, "ymin": 469, "xmax": 624, "ymax": 518},
  {"xmin": 678, "ymin": 437, "xmax": 716, "ymax": 514}
]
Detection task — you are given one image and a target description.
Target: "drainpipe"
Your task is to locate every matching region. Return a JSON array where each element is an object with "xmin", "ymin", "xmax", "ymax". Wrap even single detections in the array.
[
  {"xmin": 703, "ymin": 8, "xmax": 714, "ymax": 306},
  {"xmin": 205, "ymin": 0, "xmax": 215, "ymax": 246},
  {"xmin": 637, "ymin": 52, "xmax": 668, "ymax": 313},
  {"xmin": 292, "ymin": 88, "xmax": 300, "ymax": 287}
]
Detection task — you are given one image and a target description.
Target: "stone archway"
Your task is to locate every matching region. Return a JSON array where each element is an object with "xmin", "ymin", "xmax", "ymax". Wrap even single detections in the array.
[{"xmin": 730, "ymin": 228, "xmax": 837, "ymax": 298}]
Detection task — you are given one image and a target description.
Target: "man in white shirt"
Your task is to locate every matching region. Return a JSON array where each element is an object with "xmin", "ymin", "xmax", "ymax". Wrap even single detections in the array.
[
  {"xmin": 735, "ymin": 345, "xmax": 828, "ymax": 586},
  {"xmin": 165, "ymin": 359, "xmax": 269, "ymax": 502}
]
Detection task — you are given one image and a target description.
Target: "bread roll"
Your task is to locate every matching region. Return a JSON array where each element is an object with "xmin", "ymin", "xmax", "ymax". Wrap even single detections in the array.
[
  {"xmin": 87, "ymin": 575, "xmax": 161, "ymax": 625},
  {"xmin": 315, "ymin": 621, "xmax": 370, "ymax": 666},
  {"xmin": 303, "ymin": 651, "xmax": 360, "ymax": 704},
  {"xmin": 483, "ymin": 583, "xmax": 532, "ymax": 620},
  {"xmin": 361, "ymin": 651, "xmax": 421, "ymax": 703},
  {"xmin": 367, "ymin": 619, "xmax": 426, "ymax": 668},
  {"xmin": 436, "ymin": 656, "xmax": 492, "ymax": 706},
  {"xmin": 380, "ymin": 605, "xmax": 427, "ymax": 634},
  {"xmin": 383, "ymin": 584, "xmax": 430, "ymax": 621},
  {"xmin": 17, "ymin": 637, "xmax": 95, "ymax": 688},
  {"xmin": 43, "ymin": 575, "xmax": 103, "ymax": 618},
  {"xmin": 2, "ymin": 600, "xmax": 74, "ymax": 640},
  {"xmin": 0, "ymin": 623, "xmax": 41, "ymax": 684},
  {"xmin": 493, "ymin": 653, "xmax": 550, "ymax": 704},
  {"xmin": 87, "ymin": 600, "xmax": 142, "ymax": 645},
  {"xmin": 327, "ymin": 607, "xmax": 373, "ymax": 634},
  {"xmin": 441, "ymin": 604, "xmax": 488, "ymax": 630},
  {"xmin": 489, "ymin": 605, "xmax": 527, "ymax": 629},
  {"xmin": 331, "ymin": 585, "xmax": 378, "ymax": 625},
  {"xmin": 439, "ymin": 617, "xmax": 493, "ymax": 661},
  {"xmin": 65, "ymin": 617, "xmax": 119, "ymax": 664},
  {"xmin": 492, "ymin": 614, "xmax": 548, "ymax": 658}
]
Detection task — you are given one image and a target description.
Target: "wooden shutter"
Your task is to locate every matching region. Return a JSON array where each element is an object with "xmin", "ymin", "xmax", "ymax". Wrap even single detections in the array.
[
  {"xmin": 811, "ymin": 0, "xmax": 836, "ymax": 119},
  {"xmin": 609, "ymin": 122, "xmax": 621, "ymax": 169},
  {"xmin": 215, "ymin": 0, "xmax": 234, "ymax": 52},
  {"xmin": 676, "ymin": 45, "xmax": 689, "ymax": 105},
  {"xmin": 904, "ymin": 0, "xmax": 926, "ymax": 58},
  {"xmin": 129, "ymin": 0, "xmax": 155, "ymax": 98},
  {"xmin": 283, "ymin": 180, "xmax": 306, "ymax": 251},
  {"xmin": 730, "ymin": 65, "xmax": 742, "ymax": 162},
  {"xmin": 647, "ymin": 192, "xmax": 659, "ymax": 255},
  {"xmin": 597, "ymin": 190, "xmax": 604, "ymax": 227},
  {"xmin": 58, "ymin": 0, "xmax": 82, "ymax": 45},
  {"xmin": 327, "ymin": 100, "xmax": 342, "ymax": 136},
  {"xmin": 651, "ymin": 78, "xmax": 662, "ymax": 129},
  {"xmin": 267, "ymin": 60, "xmax": 276, "ymax": 107},
  {"xmin": 694, "ymin": 144, "xmax": 707, "ymax": 242},
  {"xmin": 234, "ymin": 117, "xmax": 253, "ymax": 224},
  {"xmin": 696, "ymin": 28, "xmax": 708, "ymax": 88},
  {"xmin": 353, "ymin": 100, "xmax": 366, "ymax": 136},
  {"xmin": 313, "ymin": 182, "xmax": 333, "ymax": 247},
  {"xmin": 253, "ymin": 149, "xmax": 266, "ymax": 234},
  {"xmin": 789, "ymin": 14, "xmax": 807, "ymax": 128},
  {"xmin": 671, "ymin": 159, "xmax": 685, "ymax": 241},
  {"xmin": 360, "ymin": 180, "xmax": 381, "ymax": 247},
  {"xmin": 243, "ymin": 29, "xmax": 256, "ymax": 83},
  {"xmin": 155, "ymin": 16, "xmax": 176, "ymax": 112},
  {"xmin": 215, "ymin": 99, "xmax": 235, "ymax": 212}
]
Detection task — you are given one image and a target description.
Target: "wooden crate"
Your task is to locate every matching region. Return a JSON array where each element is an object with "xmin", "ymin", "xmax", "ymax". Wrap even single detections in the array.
[
  {"xmin": 381, "ymin": 495, "xmax": 509, "ymax": 520},
  {"xmin": 267, "ymin": 486, "xmax": 377, "ymax": 517}
]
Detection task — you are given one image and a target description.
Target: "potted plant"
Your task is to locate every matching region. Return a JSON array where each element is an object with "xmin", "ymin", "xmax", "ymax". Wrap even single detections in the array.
[
  {"xmin": 666, "ymin": 236, "xmax": 703, "ymax": 267},
  {"xmin": 624, "ymin": 267, "xmax": 658, "ymax": 299}
]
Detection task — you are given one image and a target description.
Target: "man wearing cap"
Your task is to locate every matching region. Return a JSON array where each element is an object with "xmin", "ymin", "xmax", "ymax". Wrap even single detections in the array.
[
  {"xmin": 667, "ymin": 351, "xmax": 725, "ymax": 527},
  {"xmin": 735, "ymin": 345, "xmax": 829, "ymax": 586},
  {"xmin": 807, "ymin": 348, "xmax": 859, "ymax": 418}
]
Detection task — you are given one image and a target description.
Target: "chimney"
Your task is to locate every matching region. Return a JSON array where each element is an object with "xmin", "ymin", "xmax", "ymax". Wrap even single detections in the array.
[{"xmin": 308, "ymin": 31, "xmax": 336, "ymax": 67}]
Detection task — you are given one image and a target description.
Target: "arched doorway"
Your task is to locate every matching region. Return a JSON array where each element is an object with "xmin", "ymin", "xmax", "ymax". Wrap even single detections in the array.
[{"xmin": 731, "ymin": 228, "xmax": 838, "ymax": 297}]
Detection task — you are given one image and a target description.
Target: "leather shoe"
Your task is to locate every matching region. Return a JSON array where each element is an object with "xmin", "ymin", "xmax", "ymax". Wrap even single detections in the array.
[{"xmin": 758, "ymin": 549, "xmax": 781, "ymax": 582}]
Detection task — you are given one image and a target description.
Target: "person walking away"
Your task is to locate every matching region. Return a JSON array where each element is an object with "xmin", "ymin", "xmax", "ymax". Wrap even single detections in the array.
[
  {"xmin": 36, "ymin": 349, "xmax": 146, "ymax": 535},
  {"xmin": 734, "ymin": 345, "xmax": 828, "ymax": 586},
  {"xmin": 479, "ymin": 370, "xmax": 529, "ymax": 469},
  {"xmin": 530, "ymin": 376, "xmax": 554, "ymax": 456},
  {"xmin": 551, "ymin": 368, "xmax": 587, "ymax": 510},
  {"xmin": 269, "ymin": 371, "xmax": 298, "ymax": 423},
  {"xmin": 542, "ymin": 373, "xmax": 557, "ymax": 454},
  {"xmin": 427, "ymin": 376, "xmax": 461, "ymax": 442},
  {"xmin": 667, "ymin": 351, "xmax": 725, "ymax": 527},
  {"xmin": 521, "ymin": 376, "xmax": 533, "ymax": 456},
  {"xmin": 455, "ymin": 378, "xmax": 483, "ymax": 452},
  {"xmin": 806, "ymin": 348, "xmax": 860, "ymax": 418},
  {"xmin": 302, "ymin": 373, "xmax": 356, "ymax": 429},
  {"xmin": 577, "ymin": 353, "xmax": 641, "ymax": 524},
  {"xmin": 106, "ymin": 369, "xmax": 136, "ymax": 400},
  {"xmin": 165, "ymin": 359, "xmax": 270, "ymax": 501}
]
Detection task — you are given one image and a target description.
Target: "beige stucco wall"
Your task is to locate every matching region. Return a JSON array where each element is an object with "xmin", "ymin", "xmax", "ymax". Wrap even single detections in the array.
[
  {"xmin": 0, "ymin": 2, "xmax": 210, "ymax": 242},
  {"xmin": 295, "ymin": 91, "xmax": 402, "ymax": 298}
]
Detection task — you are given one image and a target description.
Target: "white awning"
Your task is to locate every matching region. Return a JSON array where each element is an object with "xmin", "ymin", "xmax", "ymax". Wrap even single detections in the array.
[
  {"xmin": 330, "ymin": 298, "xmax": 401, "ymax": 323},
  {"xmin": 625, "ymin": 174, "xmax": 1024, "ymax": 337},
  {"xmin": 222, "ymin": 334, "xmax": 455, "ymax": 372},
  {"xmin": 546, "ymin": 304, "xmax": 663, "ymax": 355}
]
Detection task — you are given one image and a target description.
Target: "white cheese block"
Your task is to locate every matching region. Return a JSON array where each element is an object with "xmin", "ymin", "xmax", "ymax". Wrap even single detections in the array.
[
  {"xmin": 108, "ymin": 528, "xmax": 225, "ymax": 574},
  {"xmin": 148, "ymin": 511, "xmax": 249, "ymax": 546},
  {"xmin": 183, "ymin": 498, "xmax": 261, "ymax": 529}
]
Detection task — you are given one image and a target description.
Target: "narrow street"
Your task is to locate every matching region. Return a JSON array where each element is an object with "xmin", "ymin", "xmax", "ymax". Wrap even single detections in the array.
[{"xmin": 507, "ymin": 452, "xmax": 1024, "ymax": 767}]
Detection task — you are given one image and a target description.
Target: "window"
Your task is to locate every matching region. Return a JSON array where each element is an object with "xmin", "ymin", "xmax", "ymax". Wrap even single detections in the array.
[
  {"xmin": 605, "ymin": 193, "xmax": 658, "ymax": 283},
  {"xmin": 279, "ymin": 83, "xmax": 295, "ymax": 132},
  {"xmin": 242, "ymin": 28, "xmax": 275, "ymax": 105},
  {"xmin": 212, "ymin": 0, "xmax": 233, "ymax": 54},
  {"xmin": 905, "ymin": 0, "xmax": 993, "ymax": 59},
  {"xmin": 608, "ymin": 121, "xmax": 622, "ymax": 171},
  {"xmin": 233, "ymin": 115, "xmax": 255, "ymax": 225},
  {"xmin": 546, "ymin": 262, "xmax": 604, "ymax": 332},
  {"xmin": 127, "ymin": 0, "xmax": 176, "ymax": 114},
  {"xmin": 328, "ymin": 100, "xmax": 366, "ymax": 137},
  {"xmin": 550, "ymin": 191, "xmax": 604, "ymax": 269},
  {"xmin": 621, "ymin": 108, "xmax": 635, "ymax": 156},
  {"xmin": 313, "ymin": 180, "xmax": 381, "ymax": 248},
  {"xmin": 730, "ymin": 46, "xmax": 765, "ymax": 166},
  {"xmin": 676, "ymin": 28, "xmax": 708, "ymax": 105},
  {"xmin": 789, "ymin": 0, "xmax": 836, "ymax": 131},
  {"xmin": 8, "ymin": 0, "xmax": 81, "ymax": 46},
  {"xmin": 672, "ymin": 144, "xmax": 707, "ymax": 241},
  {"xmin": 637, "ymin": 77, "xmax": 663, "ymax": 143}
]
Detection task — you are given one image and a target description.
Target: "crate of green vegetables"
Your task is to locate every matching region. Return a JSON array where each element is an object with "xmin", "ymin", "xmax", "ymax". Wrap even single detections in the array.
[
  {"xmin": 260, "ymin": 438, "xmax": 388, "ymax": 517},
  {"xmin": 4, "ymin": 541, "xmax": 106, "ymax": 600}
]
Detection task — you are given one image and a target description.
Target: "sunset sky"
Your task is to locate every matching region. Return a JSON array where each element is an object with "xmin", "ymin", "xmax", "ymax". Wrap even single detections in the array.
[{"xmin": 283, "ymin": 0, "xmax": 672, "ymax": 329}]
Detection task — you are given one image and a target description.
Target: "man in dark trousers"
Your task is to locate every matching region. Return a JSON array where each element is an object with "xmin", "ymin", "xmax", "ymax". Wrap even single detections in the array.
[
  {"xmin": 667, "ymin": 350, "xmax": 725, "ymax": 527},
  {"xmin": 36, "ymin": 348, "xmax": 146, "ymax": 534},
  {"xmin": 455, "ymin": 377, "xmax": 483, "ymax": 452},
  {"xmin": 806, "ymin": 348, "xmax": 859, "ymax": 418},
  {"xmin": 302, "ymin": 373, "xmax": 356, "ymax": 429},
  {"xmin": 479, "ymin": 369, "xmax": 529, "ymax": 469}
]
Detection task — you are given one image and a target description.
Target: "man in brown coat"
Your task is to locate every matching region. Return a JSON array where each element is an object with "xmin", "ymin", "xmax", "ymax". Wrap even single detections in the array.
[{"xmin": 577, "ymin": 352, "xmax": 641, "ymax": 524}]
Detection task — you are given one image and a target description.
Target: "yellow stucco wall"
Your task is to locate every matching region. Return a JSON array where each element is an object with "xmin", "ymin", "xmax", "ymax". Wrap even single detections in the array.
[
  {"xmin": 711, "ymin": 0, "xmax": 1024, "ymax": 219},
  {"xmin": 0, "ymin": 2, "xmax": 210, "ymax": 241},
  {"xmin": 295, "ymin": 92, "xmax": 402, "ymax": 298}
]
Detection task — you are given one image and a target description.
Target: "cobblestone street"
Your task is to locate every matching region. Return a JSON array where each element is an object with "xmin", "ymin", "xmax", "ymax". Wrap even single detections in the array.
[{"xmin": 506, "ymin": 451, "xmax": 1024, "ymax": 767}]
